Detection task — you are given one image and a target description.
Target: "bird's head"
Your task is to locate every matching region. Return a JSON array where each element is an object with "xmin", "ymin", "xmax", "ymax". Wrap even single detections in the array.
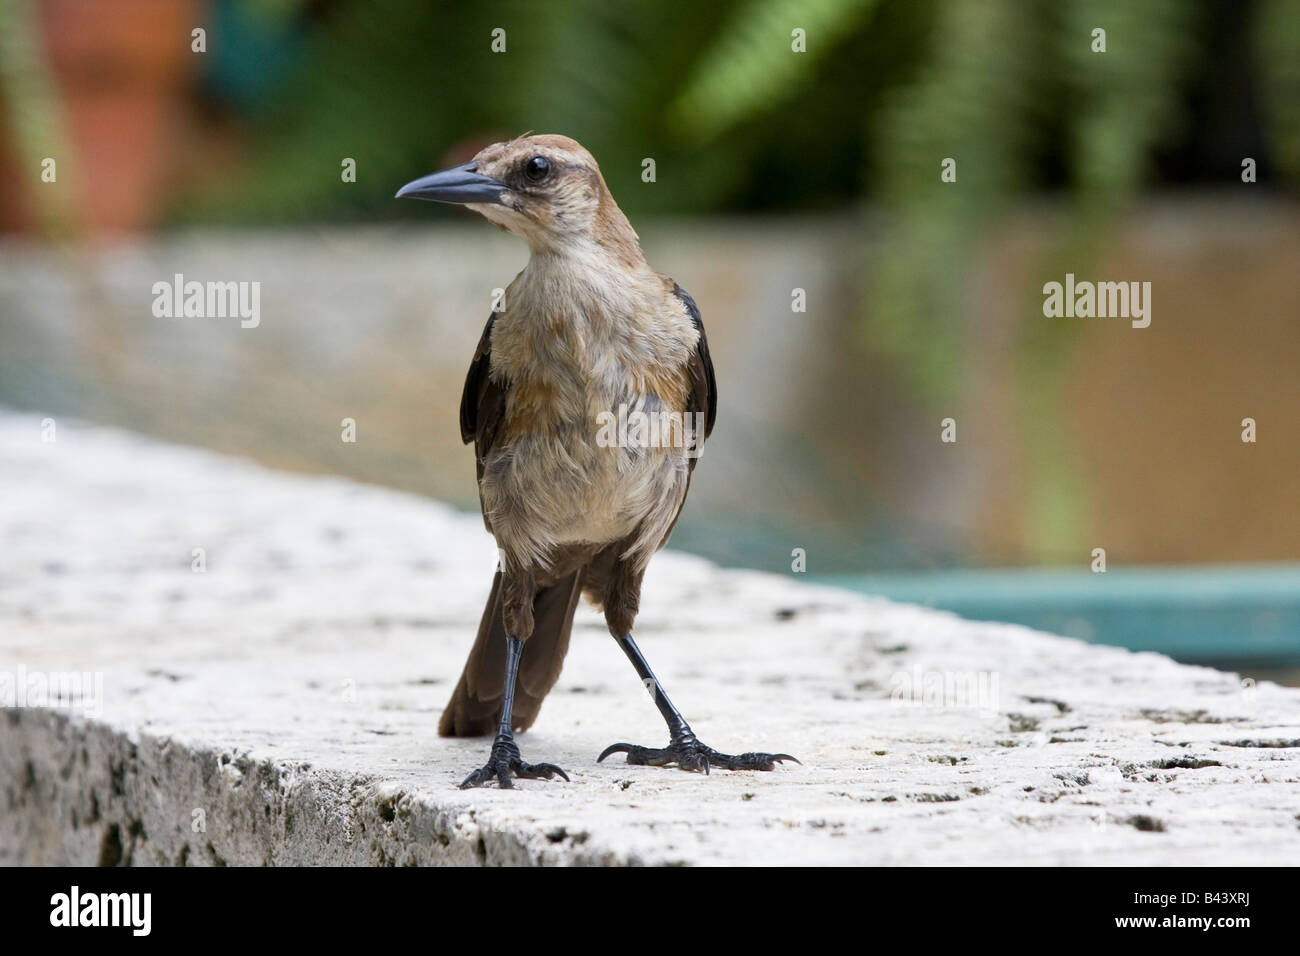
[{"xmin": 396, "ymin": 134, "xmax": 639, "ymax": 260}]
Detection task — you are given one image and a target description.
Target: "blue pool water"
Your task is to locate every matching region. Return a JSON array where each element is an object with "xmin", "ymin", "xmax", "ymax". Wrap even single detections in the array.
[{"xmin": 817, "ymin": 563, "xmax": 1300, "ymax": 674}]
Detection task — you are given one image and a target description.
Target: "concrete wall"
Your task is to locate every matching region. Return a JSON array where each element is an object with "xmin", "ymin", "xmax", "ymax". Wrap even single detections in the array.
[
  {"xmin": 3, "ymin": 414, "xmax": 1298, "ymax": 865},
  {"xmin": 0, "ymin": 200, "xmax": 1297, "ymax": 573}
]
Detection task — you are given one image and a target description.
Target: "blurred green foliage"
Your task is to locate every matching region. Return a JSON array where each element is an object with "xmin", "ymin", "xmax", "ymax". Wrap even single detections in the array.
[
  {"xmin": 0, "ymin": 0, "xmax": 77, "ymax": 233},
  {"xmin": 185, "ymin": 0, "xmax": 1298, "ymax": 220}
]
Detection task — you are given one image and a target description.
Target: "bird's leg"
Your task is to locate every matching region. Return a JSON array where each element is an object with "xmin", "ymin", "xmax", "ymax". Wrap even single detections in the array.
[
  {"xmin": 597, "ymin": 633, "xmax": 799, "ymax": 774},
  {"xmin": 459, "ymin": 636, "xmax": 569, "ymax": 789}
]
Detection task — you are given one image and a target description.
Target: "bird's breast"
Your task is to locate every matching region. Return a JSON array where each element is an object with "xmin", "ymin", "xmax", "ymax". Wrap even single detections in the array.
[
  {"xmin": 480, "ymin": 262, "xmax": 699, "ymax": 564},
  {"xmin": 483, "ymin": 381, "xmax": 692, "ymax": 562}
]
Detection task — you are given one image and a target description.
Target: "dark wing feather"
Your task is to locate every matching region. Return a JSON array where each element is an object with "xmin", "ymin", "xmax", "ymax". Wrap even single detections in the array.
[
  {"xmin": 460, "ymin": 314, "xmax": 507, "ymax": 531},
  {"xmin": 648, "ymin": 283, "xmax": 716, "ymax": 552},
  {"xmin": 672, "ymin": 283, "xmax": 716, "ymax": 448},
  {"xmin": 443, "ymin": 315, "xmax": 581, "ymax": 737}
]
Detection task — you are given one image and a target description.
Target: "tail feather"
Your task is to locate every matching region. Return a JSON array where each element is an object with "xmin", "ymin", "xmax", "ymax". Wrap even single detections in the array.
[{"xmin": 438, "ymin": 569, "xmax": 583, "ymax": 737}]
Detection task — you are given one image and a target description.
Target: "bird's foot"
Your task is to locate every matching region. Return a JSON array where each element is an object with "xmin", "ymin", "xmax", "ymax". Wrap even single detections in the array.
[
  {"xmin": 597, "ymin": 730, "xmax": 799, "ymax": 775},
  {"xmin": 459, "ymin": 734, "xmax": 569, "ymax": 790}
]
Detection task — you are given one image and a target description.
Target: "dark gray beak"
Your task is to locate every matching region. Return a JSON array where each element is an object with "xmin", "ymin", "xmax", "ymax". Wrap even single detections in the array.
[{"xmin": 395, "ymin": 162, "xmax": 509, "ymax": 205}]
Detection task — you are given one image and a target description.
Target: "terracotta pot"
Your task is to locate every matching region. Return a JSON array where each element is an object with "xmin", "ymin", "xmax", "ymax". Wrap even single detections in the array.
[{"xmin": 3, "ymin": 0, "xmax": 204, "ymax": 234}]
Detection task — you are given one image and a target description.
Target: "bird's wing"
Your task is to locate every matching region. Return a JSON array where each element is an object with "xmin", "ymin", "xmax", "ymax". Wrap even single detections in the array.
[
  {"xmin": 673, "ymin": 283, "xmax": 716, "ymax": 455},
  {"xmin": 460, "ymin": 313, "xmax": 507, "ymax": 531},
  {"xmin": 642, "ymin": 282, "xmax": 716, "ymax": 554}
]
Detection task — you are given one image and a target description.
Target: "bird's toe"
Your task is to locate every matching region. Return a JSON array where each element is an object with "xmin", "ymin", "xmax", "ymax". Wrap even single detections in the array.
[{"xmin": 597, "ymin": 736, "xmax": 798, "ymax": 774}]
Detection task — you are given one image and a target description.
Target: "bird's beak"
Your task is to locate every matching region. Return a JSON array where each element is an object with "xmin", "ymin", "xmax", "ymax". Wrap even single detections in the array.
[{"xmin": 395, "ymin": 162, "xmax": 510, "ymax": 205}]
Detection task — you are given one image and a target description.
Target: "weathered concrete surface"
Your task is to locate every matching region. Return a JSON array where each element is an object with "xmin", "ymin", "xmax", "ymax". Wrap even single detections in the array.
[{"xmin": 2, "ymin": 412, "xmax": 1298, "ymax": 866}]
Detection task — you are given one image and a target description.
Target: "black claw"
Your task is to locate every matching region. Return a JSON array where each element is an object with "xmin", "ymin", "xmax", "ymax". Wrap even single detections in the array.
[
  {"xmin": 597, "ymin": 743, "xmax": 632, "ymax": 763},
  {"xmin": 459, "ymin": 766, "xmax": 497, "ymax": 790},
  {"xmin": 597, "ymin": 734, "xmax": 798, "ymax": 775},
  {"xmin": 459, "ymin": 739, "xmax": 569, "ymax": 790},
  {"xmin": 519, "ymin": 762, "xmax": 570, "ymax": 782}
]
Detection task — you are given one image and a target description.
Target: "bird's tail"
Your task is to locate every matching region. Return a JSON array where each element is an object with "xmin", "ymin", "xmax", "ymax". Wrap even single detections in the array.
[{"xmin": 437, "ymin": 569, "xmax": 584, "ymax": 737}]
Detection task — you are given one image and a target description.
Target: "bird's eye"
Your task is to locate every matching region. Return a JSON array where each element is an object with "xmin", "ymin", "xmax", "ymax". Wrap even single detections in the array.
[{"xmin": 524, "ymin": 155, "xmax": 551, "ymax": 182}]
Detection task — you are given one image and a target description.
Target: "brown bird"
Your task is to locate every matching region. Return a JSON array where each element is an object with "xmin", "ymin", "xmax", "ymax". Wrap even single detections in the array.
[{"xmin": 397, "ymin": 134, "xmax": 797, "ymax": 788}]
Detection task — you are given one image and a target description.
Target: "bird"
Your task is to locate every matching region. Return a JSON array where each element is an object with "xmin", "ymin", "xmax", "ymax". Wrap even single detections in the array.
[{"xmin": 396, "ymin": 134, "xmax": 797, "ymax": 789}]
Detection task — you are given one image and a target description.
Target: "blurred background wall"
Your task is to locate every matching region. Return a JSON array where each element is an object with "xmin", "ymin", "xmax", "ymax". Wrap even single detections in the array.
[{"xmin": 1, "ymin": 0, "xmax": 1297, "ymax": 676}]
